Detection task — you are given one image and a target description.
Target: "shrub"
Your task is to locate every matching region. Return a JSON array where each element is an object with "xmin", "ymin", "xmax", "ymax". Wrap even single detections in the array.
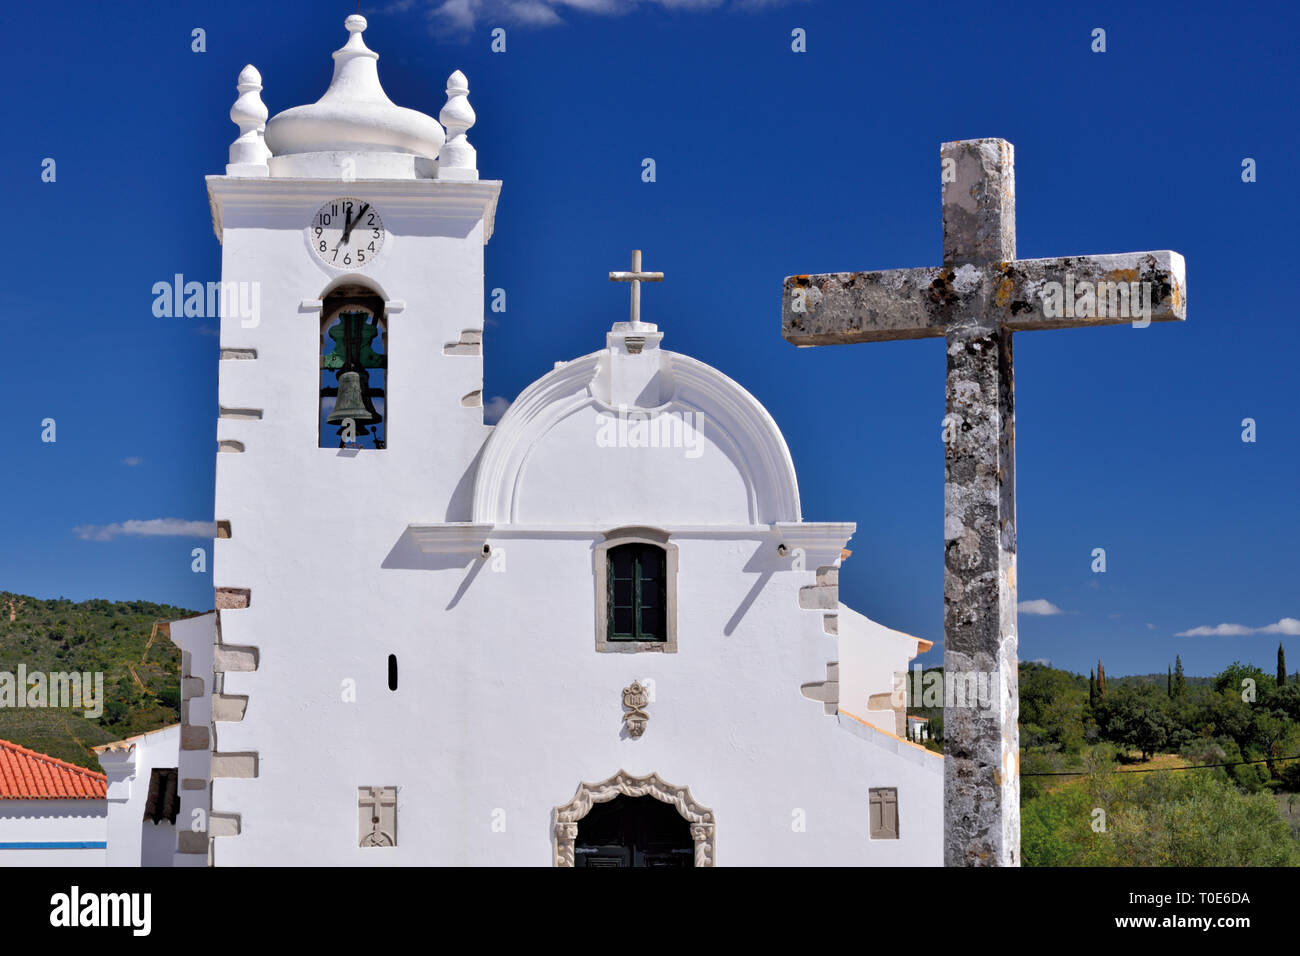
[{"xmin": 1024, "ymin": 766, "xmax": 1300, "ymax": 866}]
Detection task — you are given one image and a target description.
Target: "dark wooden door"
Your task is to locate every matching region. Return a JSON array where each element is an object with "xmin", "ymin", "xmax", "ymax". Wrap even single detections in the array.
[{"xmin": 573, "ymin": 795, "xmax": 694, "ymax": 867}]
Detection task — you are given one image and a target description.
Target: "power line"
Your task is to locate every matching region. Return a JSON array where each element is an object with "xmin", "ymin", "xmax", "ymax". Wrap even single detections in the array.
[{"xmin": 1023, "ymin": 753, "xmax": 1300, "ymax": 777}]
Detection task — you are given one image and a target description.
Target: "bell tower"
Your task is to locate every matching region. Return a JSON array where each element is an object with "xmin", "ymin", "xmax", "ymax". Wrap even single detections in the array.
[{"xmin": 203, "ymin": 15, "xmax": 500, "ymax": 864}]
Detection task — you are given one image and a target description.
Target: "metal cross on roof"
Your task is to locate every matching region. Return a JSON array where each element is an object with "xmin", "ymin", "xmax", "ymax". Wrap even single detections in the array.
[{"xmin": 609, "ymin": 249, "xmax": 663, "ymax": 327}]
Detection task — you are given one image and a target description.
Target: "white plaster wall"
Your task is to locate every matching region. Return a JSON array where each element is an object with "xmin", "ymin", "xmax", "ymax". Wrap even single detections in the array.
[
  {"xmin": 101, "ymin": 725, "xmax": 180, "ymax": 867},
  {"xmin": 207, "ymin": 174, "xmax": 942, "ymax": 867},
  {"xmin": 838, "ymin": 605, "xmax": 923, "ymax": 735},
  {"xmin": 212, "ymin": 530, "xmax": 941, "ymax": 865},
  {"xmin": 0, "ymin": 800, "xmax": 106, "ymax": 866},
  {"xmin": 516, "ymin": 410, "xmax": 753, "ymax": 526}
]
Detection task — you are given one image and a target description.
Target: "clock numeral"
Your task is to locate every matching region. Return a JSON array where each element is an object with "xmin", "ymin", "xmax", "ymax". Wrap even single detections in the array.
[
  {"xmin": 320, "ymin": 213, "xmax": 331, "ymax": 226},
  {"xmin": 357, "ymin": 251, "xmax": 365, "ymax": 263},
  {"xmin": 367, "ymin": 242, "xmax": 375, "ymax": 252},
  {"xmin": 319, "ymin": 241, "xmax": 327, "ymax": 252},
  {"xmin": 372, "ymin": 229, "xmax": 381, "ymax": 239},
  {"xmin": 367, "ymin": 214, "xmax": 375, "ymax": 225},
  {"xmin": 344, "ymin": 254, "xmax": 353, "ymax": 265},
  {"xmin": 314, "ymin": 226, "xmax": 322, "ymax": 237}
]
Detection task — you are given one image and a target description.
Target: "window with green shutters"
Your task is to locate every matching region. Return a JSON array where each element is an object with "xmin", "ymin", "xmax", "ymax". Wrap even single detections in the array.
[{"xmin": 607, "ymin": 543, "xmax": 667, "ymax": 642}]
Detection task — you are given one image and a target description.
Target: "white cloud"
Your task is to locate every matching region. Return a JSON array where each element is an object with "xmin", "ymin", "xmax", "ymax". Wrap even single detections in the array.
[
  {"xmin": 414, "ymin": 0, "xmax": 803, "ymax": 32},
  {"xmin": 506, "ymin": 1, "xmax": 566, "ymax": 25},
  {"xmin": 483, "ymin": 395, "xmax": 511, "ymax": 423},
  {"xmin": 1174, "ymin": 617, "xmax": 1300, "ymax": 637},
  {"xmin": 122, "ymin": 457, "xmax": 143, "ymax": 467},
  {"xmin": 74, "ymin": 519, "xmax": 217, "ymax": 542},
  {"xmin": 1028, "ymin": 658, "xmax": 1052, "ymax": 667},
  {"xmin": 1019, "ymin": 599, "xmax": 1064, "ymax": 616}
]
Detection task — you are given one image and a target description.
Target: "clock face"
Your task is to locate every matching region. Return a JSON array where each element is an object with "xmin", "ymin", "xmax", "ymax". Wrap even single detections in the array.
[{"xmin": 309, "ymin": 198, "xmax": 385, "ymax": 269}]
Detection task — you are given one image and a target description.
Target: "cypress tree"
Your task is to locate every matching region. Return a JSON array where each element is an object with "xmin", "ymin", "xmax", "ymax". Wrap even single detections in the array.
[
  {"xmin": 1167, "ymin": 665, "xmax": 1172, "ymax": 698},
  {"xmin": 1279, "ymin": 644, "xmax": 1287, "ymax": 687},
  {"xmin": 1174, "ymin": 655, "xmax": 1186, "ymax": 698},
  {"xmin": 1097, "ymin": 660, "xmax": 1107, "ymax": 697},
  {"xmin": 1089, "ymin": 669, "xmax": 1097, "ymax": 709}
]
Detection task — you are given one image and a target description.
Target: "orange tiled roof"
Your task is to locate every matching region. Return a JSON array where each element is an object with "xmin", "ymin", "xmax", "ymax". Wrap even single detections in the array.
[{"xmin": 0, "ymin": 739, "xmax": 107, "ymax": 800}]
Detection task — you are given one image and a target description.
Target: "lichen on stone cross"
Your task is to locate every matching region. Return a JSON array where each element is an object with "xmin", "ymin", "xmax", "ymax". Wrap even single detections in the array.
[{"xmin": 780, "ymin": 137, "xmax": 1186, "ymax": 867}]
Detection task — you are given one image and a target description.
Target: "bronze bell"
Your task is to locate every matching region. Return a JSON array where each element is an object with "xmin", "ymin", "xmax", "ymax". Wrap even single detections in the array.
[{"xmin": 327, "ymin": 370, "xmax": 374, "ymax": 426}]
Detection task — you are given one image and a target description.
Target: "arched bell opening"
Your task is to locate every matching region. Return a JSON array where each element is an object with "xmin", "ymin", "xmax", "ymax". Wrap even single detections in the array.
[{"xmin": 319, "ymin": 283, "xmax": 387, "ymax": 449}]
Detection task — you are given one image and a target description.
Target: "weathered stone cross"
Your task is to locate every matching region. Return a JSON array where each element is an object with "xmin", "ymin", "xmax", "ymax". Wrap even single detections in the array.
[
  {"xmin": 781, "ymin": 138, "xmax": 1185, "ymax": 866},
  {"xmin": 609, "ymin": 249, "xmax": 663, "ymax": 327}
]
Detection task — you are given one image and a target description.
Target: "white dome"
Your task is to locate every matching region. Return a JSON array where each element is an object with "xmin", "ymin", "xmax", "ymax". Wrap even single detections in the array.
[{"xmin": 264, "ymin": 15, "xmax": 445, "ymax": 161}]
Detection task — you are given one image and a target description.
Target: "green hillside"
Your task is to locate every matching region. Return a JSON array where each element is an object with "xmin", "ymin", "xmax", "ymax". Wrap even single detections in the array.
[{"xmin": 0, "ymin": 592, "xmax": 196, "ymax": 770}]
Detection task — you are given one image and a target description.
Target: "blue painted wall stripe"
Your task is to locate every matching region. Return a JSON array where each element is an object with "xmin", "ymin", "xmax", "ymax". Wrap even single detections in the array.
[{"xmin": 0, "ymin": 841, "xmax": 106, "ymax": 849}]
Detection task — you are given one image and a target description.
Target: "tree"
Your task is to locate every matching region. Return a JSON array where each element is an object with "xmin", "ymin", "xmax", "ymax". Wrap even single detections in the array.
[
  {"xmin": 1167, "ymin": 665, "xmax": 1172, "ymax": 699},
  {"xmin": 1279, "ymin": 644, "xmax": 1288, "ymax": 688},
  {"xmin": 1097, "ymin": 660, "xmax": 1107, "ymax": 697},
  {"xmin": 1019, "ymin": 663, "xmax": 1085, "ymax": 755},
  {"xmin": 1088, "ymin": 669, "xmax": 1098, "ymax": 710},
  {"xmin": 1173, "ymin": 655, "xmax": 1186, "ymax": 698},
  {"xmin": 1095, "ymin": 685, "xmax": 1184, "ymax": 761},
  {"xmin": 1214, "ymin": 661, "xmax": 1271, "ymax": 697}
]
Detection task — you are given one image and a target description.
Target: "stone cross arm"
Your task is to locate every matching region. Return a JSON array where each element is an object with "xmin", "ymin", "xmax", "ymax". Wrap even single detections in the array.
[{"xmin": 782, "ymin": 250, "xmax": 1185, "ymax": 345}]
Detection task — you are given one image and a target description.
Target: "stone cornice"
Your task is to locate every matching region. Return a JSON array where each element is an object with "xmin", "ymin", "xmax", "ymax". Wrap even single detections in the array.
[{"xmin": 205, "ymin": 176, "xmax": 501, "ymax": 244}]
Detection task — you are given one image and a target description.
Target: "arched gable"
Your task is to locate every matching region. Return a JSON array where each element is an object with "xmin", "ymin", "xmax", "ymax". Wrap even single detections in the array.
[{"xmin": 472, "ymin": 350, "xmax": 801, "ymax": 526}]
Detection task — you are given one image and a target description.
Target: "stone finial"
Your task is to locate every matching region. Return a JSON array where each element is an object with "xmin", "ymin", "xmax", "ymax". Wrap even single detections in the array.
[
  {"xmin": 336, "ymin": 14, "xmax": 379, "ymax": 66},
  {"xmin": 227, "ymin": 64, "xmax": 270, "ymax": 176},
  {"xmin": 437, "ymin": 70, "xmax": 478, "ymax": 181}
]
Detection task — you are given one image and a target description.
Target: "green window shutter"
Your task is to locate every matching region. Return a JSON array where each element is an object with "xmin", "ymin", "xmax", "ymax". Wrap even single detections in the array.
[{"xmin": 607, "ymin": 544, "xmax": 667, "ymax": 642}]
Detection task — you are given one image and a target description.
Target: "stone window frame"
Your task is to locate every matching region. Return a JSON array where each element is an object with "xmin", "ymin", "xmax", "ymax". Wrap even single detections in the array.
[
  {"xmin": 594, "ymin": 527, "xmax": 678, "ymax": 653},
  {"xmin": 553, "ymin": 770, "xmax": 715, "ymax": 867}
]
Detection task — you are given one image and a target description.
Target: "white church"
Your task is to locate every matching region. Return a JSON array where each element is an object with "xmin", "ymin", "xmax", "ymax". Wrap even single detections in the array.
[{"xmin": 92, "ymin": 14, "xmax": 943, "ymax": 867}]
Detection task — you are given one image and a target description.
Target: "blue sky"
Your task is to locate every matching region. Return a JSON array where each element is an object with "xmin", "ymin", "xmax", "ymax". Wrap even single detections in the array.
[{"xmin": 3, "ymin": 0, "xmax": 1296, "ymax": 679}]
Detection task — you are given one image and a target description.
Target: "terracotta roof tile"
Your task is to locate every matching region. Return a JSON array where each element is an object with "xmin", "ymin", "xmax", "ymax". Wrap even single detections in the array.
[{"xmin": 0, "ymin": 739, "xmax": 107, "ymax": 800}]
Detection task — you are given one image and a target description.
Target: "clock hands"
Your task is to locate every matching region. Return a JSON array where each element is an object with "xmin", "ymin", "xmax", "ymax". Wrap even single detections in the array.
[
  {"xmin": 341, "ymin": 203, "xmax": 370, "ymax": 246},
  {"xmin": 316, "ymin": 201, "xmax": 380, "ymax": 265}
]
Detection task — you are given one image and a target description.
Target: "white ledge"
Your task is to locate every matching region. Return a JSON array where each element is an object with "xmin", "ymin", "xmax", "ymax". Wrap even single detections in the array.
[
  {"xmin": 774, "ymin": 522, "xmax": 856, "ymax": 565},
  {"xmin": 408, "ymin": 523, "xmax": 495, "ymax": 555},
  {"xmin": 206, "ymin": 176, "xmax": 501, "ymax": 245}
]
